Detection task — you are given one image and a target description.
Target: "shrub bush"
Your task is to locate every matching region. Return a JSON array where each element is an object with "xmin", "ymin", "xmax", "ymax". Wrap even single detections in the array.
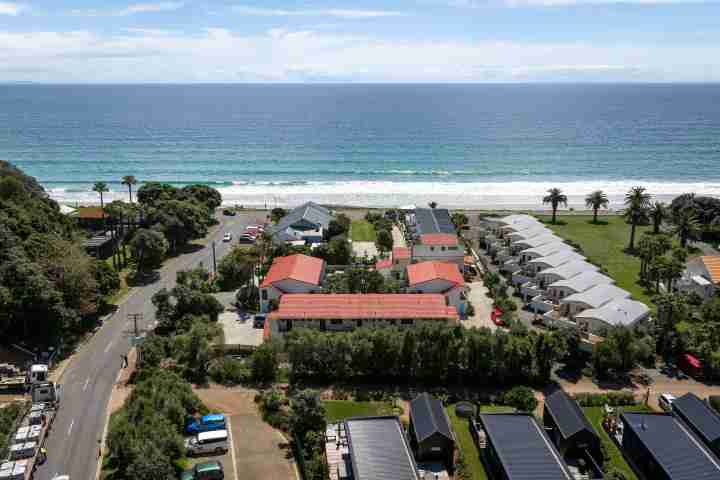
[
  {"xmin": 502, "ymin": 386, "xmax": 538, "ymax": 412},
  {"xmin": 709, "ymin": 395, "xmax": 720, "ymax": 414},
  {"xmin": 574, "ymin": 392, "xmax": 636, "ymax": 407},
  {"xmin": 208, "ymin": 358, "xmax": 251, "ymax": 385}
]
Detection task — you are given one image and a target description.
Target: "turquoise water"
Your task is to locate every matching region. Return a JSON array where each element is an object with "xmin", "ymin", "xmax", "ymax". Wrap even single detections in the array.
[{"xmin": 1, "ymin": 83, "xmax": 719, "ymax": 208}]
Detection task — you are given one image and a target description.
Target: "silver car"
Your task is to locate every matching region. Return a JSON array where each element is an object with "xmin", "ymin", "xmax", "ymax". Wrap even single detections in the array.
[{"xmin": 186, "ymin": 429, "xmax": 229, "ymax": 456}]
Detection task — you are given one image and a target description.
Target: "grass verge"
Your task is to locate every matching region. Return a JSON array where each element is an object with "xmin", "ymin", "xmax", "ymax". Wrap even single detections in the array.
[
  {"xmin": 584, "ymin": 405, "xmax": 651, "ymax": 480},
  {"xmin": 350, "ymin": 219, "xmax": 377, "ymax": 242},
  {"xmin": 322, "ymin": 400, "xmax": 394, "ymax": 423},
  {"xmin": 446, "ymin": 405, "xmax": 488, "ymax": 480},
  {"xmin": 539, "ymin": 215, "xmax": 654, "ymax": 306}
]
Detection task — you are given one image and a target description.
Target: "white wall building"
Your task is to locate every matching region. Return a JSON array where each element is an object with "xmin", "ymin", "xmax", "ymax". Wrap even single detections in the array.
[{"xmin": 259, "ymin": 254, "xmax": 325, "ymax": 312}]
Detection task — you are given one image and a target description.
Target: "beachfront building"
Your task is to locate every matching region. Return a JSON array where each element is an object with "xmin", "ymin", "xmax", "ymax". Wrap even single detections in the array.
[
  {"xmin": 412, "ymin": 233, "xmax": 464, "ymax": 265},
  {"xmin": 518, "ymin": 241, "xmax": 574, "ymax": 265},
  {"xmin": 558, "ymin": 284, "xmax": 632, "ymax": 319},
  {"xmin": 324, "ymin": 416, "xmax": 419, "ymax": 480},
  {"xmin": 516, "ymin": 254, "xmax": 590, "ymax": 300},
  {"xmin": 268, "ymin": 293, "xmax": 458, "ymax": 334},
  {"xmin": 545, "ymin": 270, "xmax": 615, "ymax": 301},
  {"xmin": 678, "ymin": 256, "xmax": 720, "ymax": 300},
  {"xmin": 375, "ymin": 247, "xmax": 412, "ymax": 281},
  {"xmin": 573, "ymin": 298, "xmax": 650, "ymax": 334},
  {"xmin": 259, "ymin": 254, "xmax": 325, "ymax": 312},
  {"xmin": 671, "ymin": 392, "xmax": 720, "ymax": 458},
  {"xmin": 407, "ymin": 261, "xmax": 467, "ymax": 316},
  {"xmin": 267, "ymin": 201, "xmax": 333, "ymax": 245},
  {"xmin": 408, "ymin": 393, "xmax": 455, "ymax": 467},
  {"xmin": 526, "ymin": 250, "xmax": 587, "ymax": 276}
]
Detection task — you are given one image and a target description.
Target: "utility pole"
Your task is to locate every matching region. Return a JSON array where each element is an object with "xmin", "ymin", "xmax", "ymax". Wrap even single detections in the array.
[
  {"xmin": 212, "ymin": 241, "xmax": 217, "ymax": 276},
  {"xmin": 127, "ymin": 313, "xmax": 142, "ymax": 338}
]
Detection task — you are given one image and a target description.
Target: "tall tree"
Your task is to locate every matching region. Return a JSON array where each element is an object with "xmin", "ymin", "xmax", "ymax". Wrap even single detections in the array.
[
  {"xmin": 93, "ymin": 181, "xmax": 109, "ymax": 209},
  {"xmin": 623, "ymin": 186, "xmax": 651, "ymax": 251},
  {"xmin": 649, "ymin": 201, "xmax": 666, "ymax": 234},
  {"xmin": 130, "ymin": 228, "xmax": 168, "ymax": 271},
  {"xmin": 375, "ymin": 229, "xmax": 394, "ymax": 254},
  {"xmin": 585, "ymin": 190, "xmax": 609, "ymax": 224},
  {"xmin": 121, "ymin": 175, "xmax": 137, "ymax": 203},
  {"xmin": 543, "ymin": 188, "xmax": 568, "ymax": 224},
  {"xmin": 672, "ymin": 207, "xmax": 700, "ymax": 248}
]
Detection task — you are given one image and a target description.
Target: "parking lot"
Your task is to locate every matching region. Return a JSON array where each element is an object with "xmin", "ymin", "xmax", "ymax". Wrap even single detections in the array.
[{"xmin": 219, "ymin": 311, "xmax": 264, "ymax": 347}]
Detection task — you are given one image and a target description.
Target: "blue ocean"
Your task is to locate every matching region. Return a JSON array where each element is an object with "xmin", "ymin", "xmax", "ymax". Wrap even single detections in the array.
[{"xmin": 1, "ymin": 83, "xmax": 719, "ymax": 208}]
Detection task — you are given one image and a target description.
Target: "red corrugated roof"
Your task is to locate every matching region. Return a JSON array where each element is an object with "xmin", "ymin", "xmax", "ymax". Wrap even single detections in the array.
[
  {"xmin": 375, "ymin": 258, "xmax": 393, "ymax": 270},
  {"xmin": 268, "ymin": 294, "xmax": 458, "ymax": 320},
  {"xmin": 260, "ymin": 254, "xmax": 324, "ymax": 288},
  {"xmin": 393, "ymin": 247, "xmax": 411, "ymax": 259},
  {"xmin": 407, "ymin": 261, "xmax": 464, "ymax": 287},
  {"xmin": 419, "ymin": 233, "xmax": 458, "ymax": 246},
  {"xmin": 77, "ymin": 206, "xmax": 105, "ymax": 219},
  {"xmin": 684, "ymin": 353, "xmax": 702, "ymax": 369},
  {"xmin": 701, "ymin": 256, "xmax": 720, "ymax": 284}
]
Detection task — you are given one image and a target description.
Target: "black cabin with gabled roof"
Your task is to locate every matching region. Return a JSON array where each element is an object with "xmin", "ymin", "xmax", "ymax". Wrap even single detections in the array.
[
  {"xmin": 543, "ymin": 390, "xmax": 603, "ymax": 466},
  {"xmin": 409, "ymin": 393, "xmax": 455, "ymax": 467},
  {"xmin": 671, "ymin": 392, "xmax": 720, "ymax": 458}
]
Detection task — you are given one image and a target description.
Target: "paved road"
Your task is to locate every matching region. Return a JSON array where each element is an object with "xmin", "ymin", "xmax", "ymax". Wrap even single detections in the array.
[{"xmin": 36, "ymin": 212, "xmax": 265, "ymax": 480}]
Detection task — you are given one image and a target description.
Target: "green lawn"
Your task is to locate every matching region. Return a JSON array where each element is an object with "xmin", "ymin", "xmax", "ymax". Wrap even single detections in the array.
[
  {"xmin": 446, "ymin": 405, "xmax": 489, "ymax": 480},
  {"xmin": 583, "ymin": 405, "xmax": 651, "ymax": 480},
  {"xmin": 322, "ymin": 400, "xmax": 394, "ymax": 423},
  {"xmin": 539, "ymin": 215, "xmax": 654, "ymax": 306},
  {"xmin": 350, "ymin": 219, "xmax": 377, "ymax": 242}
]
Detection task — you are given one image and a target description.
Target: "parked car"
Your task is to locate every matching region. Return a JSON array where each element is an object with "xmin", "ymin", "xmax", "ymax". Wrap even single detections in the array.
[
  {"xmin": 186, "ymin": 413, "xmax": 227, "ymax": 435},
  {"xmin": 222, "ymin": 232, "xmax": 232, "ymax": 242},
  {"xmin": 181, "ymin": 461, "xmax": 224, "ymax": 480},
  {"xmin": 253, "ymin": 314, "xmax": 266, "ymax": 329},
  {"xmin": 659, "ymin": 393, "xmax": 676, "ymax": 411},
  {"xmin": 186, "ymin": 430, "xmax": 229, "ymax": 456},
  {"xmin": 238, "ymin": 234, "xmax": 255, "ymax": 244},
  {"xmin": 222, "ymin": 209, "xmax": 236, "ymax": 216}
]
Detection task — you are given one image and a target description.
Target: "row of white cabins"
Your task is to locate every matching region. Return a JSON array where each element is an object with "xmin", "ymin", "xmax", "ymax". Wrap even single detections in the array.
[{"xmin": 479, "ymin": 214, "xmax": 650, "ymax": 348}]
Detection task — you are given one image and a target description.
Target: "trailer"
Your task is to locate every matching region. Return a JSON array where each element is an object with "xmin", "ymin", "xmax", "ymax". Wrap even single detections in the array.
[{"xmin": 0, "ymin": 365, "xmax": 50, "ymax": 392}]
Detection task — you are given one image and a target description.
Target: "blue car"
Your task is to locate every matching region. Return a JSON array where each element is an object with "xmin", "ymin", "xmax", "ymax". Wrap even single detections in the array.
[{"xmin": 186, "ymin": 413, "xmax": 226, "ymax": 435}]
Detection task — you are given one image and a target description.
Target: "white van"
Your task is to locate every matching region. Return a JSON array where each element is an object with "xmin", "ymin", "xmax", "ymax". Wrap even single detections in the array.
[
  {"xmin": 186, "ymin": 430, "xmax": 229, "ymax": 456},
  {"xmin": 659, "ymin": 393, "xmax": 676, "ymax": 411}
]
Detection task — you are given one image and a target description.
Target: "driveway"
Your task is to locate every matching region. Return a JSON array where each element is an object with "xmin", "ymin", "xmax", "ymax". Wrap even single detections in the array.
[
  {"xmin": 391, "ymin": 225, "xmax": 406, "ymax": 248},
  {"xmin": 219, "ymin": 311, "xmax": 263, "ymax": 347},
  {"xmin": 197, "ymin": 388, "xmax": 297, "ymax": 480},
  {"xmin": 462, "ymin": 281, "xmax": 496, "ymax": 331}
]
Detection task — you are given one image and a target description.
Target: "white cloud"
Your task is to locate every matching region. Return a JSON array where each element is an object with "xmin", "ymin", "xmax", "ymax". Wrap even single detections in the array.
[
  {"xmin": 449, "ymin": 0, "xmax": 718, "ymax": 6},
  {"xmin": 232, "ymin": 5, "xmax": 405, "ymax": 18},
  {"xmin": 0, "ymin": 2, "xmax": 24, "ymax": 15},
  {"xmin": 70, "ymin": 2, "xmax": 184, "ymax": 17},
  {"xmin": 0, "ymin": 28, "xmax": 716, "ymax": 82}
]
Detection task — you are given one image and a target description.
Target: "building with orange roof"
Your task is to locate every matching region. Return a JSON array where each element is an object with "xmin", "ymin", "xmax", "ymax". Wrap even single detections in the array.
[
  {"xmin": 375, "ymin": 246, "xmax": 413, "ymax": 281},
  {"xmin": 407, "ymin": 261, "xmax": 468, "ymax": 316},
  {"xmin": 412, "ymin": 233, "xmax": 464, "ymax": 266},
  {"xmin": 679, "ymin": 256, "xmax": 720, "ymax": 300},
  {"xmin": 259, "ymin": 254, "xmax": 325, "ymax": 312},
  {"xmin": 268, "ymin": 293, "xmax": 459, "ymax": 334}
]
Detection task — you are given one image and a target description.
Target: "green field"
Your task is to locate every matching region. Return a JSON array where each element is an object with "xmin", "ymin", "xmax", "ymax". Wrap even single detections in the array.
[
  {"xmin": 446, "ymin": 405, "xmax": 489, "ymax": 480},
  {"xmin": 539, "ymin": 215, "xmax": 654, "ymax": 306},
  {"xmin": 349, "ymin": 219, "xmax": 377, "ymax": 242},
  {"xmin": 322, "ymin": 400, "xmax": 394, "ymax": 423},
  {"xmin": 583, "ymin": 405, "xmax": 651, "ymax": 480}
]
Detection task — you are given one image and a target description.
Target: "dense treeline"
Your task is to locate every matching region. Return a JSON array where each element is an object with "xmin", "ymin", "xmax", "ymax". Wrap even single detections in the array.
[
  {"xmin": 0, "ymin": 161, "xmax": 115, "ymax": 343},
  {"xmin": 286, "ymin": 323, "xmax": 566, "ymax": 386}
]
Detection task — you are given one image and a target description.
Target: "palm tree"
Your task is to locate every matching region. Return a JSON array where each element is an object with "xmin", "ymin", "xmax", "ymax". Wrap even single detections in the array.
[
  {"xmin": 649, "ymin": 201, "xmax": 666, "ymax": 234},
  {"xmin": 673, "ymin": 208, "xmax": 700, "ymax": 248},
  {"xmin": 93, "ymin": 182, "xmax": 109, "ymax": 209},
  {"xmin": 121, "ymin": 175, "xmax": 137, "ymax": 203},
  {"xmin": 623, "ymin": 186, "xmax": 651, "ymax": 251},
  {"xmin": 428, "ymin": 201, "xmax": 438, "ymax": 209},
  {"xmin": 543, "ymin": 188, "xmax": 568, "ymax": 224},
  {"xmin": 585, "ymin": 190, "xmax": 608, "ymax": 224}
]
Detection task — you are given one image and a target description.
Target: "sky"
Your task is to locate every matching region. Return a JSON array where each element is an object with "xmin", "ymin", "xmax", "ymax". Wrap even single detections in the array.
[{"xmin": 0, "ymin": 0, "xmax": 719, "ymax": 82}]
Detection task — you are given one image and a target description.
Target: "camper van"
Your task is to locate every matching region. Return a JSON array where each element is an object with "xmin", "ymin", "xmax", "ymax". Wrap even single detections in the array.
[
  {"xmin": 186, "ymin": 413, "xmax": 226, "ymax": 434},
  {"xmin": 186, "ymin": 430, "xmax": 229, "ymax": 456}
]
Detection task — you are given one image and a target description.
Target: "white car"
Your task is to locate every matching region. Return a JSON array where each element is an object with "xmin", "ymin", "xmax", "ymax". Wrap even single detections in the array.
[
  {"xmin": 222, "ymin": 233, "xmax": 232, "ymax": 242},
  {"xmin": 659, "ymin": 393, "xmax": 676, "ymax": 411}
]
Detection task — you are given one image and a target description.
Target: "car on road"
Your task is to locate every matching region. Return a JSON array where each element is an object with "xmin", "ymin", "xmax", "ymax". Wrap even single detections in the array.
[
  {"xmin": 253, "ymin": 314, "xmax": 266, "ymax": 329},
  {"xmin": 181, "ymin": 461, "xmax": 224, "ymax": 480},
  {"xmin": 222, "ymin": 209, "xmax": 236, "ymax": 216},
  {"xmin": 186, "ymin": 430, "xmax": 229, "ymax": 456},
  {"xmin": 238, "ymin": 234, "xmax": 255, "ymax": 244},
  {"xmin": 186, "ymin": 413, "xmax": 227, "ymax": 435},
  {"xmin": 659, "ymin": 393, "xmax": 676, "ymax": 411},
  {"xmin": 222, "ymin": 232, "xmax": 232, "ymax": 242}
]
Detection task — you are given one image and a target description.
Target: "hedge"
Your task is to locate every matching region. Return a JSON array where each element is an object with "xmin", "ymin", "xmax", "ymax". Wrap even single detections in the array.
[{"xmin": 573, "ymin": 392, "xmax": 636, "ymax": 407}]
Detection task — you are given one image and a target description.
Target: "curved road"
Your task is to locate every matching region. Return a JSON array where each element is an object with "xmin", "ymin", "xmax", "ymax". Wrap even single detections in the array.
[{"xmin": 36, "ymin": 213, "xmax": 261, "ymax": 480}]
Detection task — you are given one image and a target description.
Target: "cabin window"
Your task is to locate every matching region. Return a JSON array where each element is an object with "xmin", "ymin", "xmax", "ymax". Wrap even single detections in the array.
[
  {"xmin": 441, "ymin": 246, "xmax": 446, "ymax": 251},
  {"xmin": 448, "ymin": 246, "xmax": 459, "ymax": 251},
  {"xmin": 430, "ymin": 246, "xmax": 435, "ymax": 252},
  {"xmin": 401, "ymin": 319, "xmax": 414, "ymax": 325},
  {"xmin": 261, "ymin": 290, "xmax": 268, "ymax": 300},
  {"xmin": 331, "ymin": 319, "xmax": 342, "ymax": 325}
]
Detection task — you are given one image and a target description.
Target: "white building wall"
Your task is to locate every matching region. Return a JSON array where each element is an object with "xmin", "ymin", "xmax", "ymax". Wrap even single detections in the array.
[{"xmin": 259, "ymin": 278, "xmax": 323, "ymax": 312}]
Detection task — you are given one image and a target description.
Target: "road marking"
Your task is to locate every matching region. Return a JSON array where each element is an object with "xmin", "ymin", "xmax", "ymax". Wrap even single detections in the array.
[
  {"xmin": 67, "ymin": 419, "xmax": 74, "ymax": 437},
  {"xmin": 83, "ymin": 377, "xmax": 90, "ymax": 391},
  {"xmin": 104, "ymin": 339, "xmax": 115, "ymax": 354},
  {"xmin": 227, "ymin": 416, "xmax": 239, "ymax": 480}
]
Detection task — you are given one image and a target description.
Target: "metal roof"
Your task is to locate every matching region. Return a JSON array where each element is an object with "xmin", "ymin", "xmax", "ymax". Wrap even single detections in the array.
[
  {"xmin": 409, "ymin": 393, "xmax": 454, "ymax": 444},
  {"xmin": 538, "ymin": 260, "xmax": 600, "ymax": 282},
  {"xmin": 344, "ymin": 416, "xmax": 419, "ymax": 480},
  {"xmin": 574, "ymin": 298, "xmax": 649, "ymax": 327},
  {"xmin": 507, "ymin": 227, "xmax": 553, "ymax": 241},
  {"xmin": 495, "ymin": 214, "xmax": 542, "ymax": 227},
  {"xmin": 549, "ymin": 271, "xmax": 614, "ymax": 293},
  {"xmin": 512, "ymin": 234, "xmax": 563, "ymax": 249},
  {"xmin": 622, "ymin": 412, "xmax": 720, "ymax": 480},
  {"xmin": 479, "ymin": 414, "xmax": 572, "ymax": 480},
  {"xmin": 561, "ymin": 284, "xmax": 630, "ymax": 309},
  {"xmin": 528, "ymin": 250, "xmax": 586, "ymax": 269},
  {"xmin": 407, "ymin": 261, "xmax": 464, "ymax": 287},
  {"xmin": 700, "ymin": 256, "xmax": 720, "ymax": 284},
  {"xmin": 672, "ymin": 393, "xmax": 720, "ymax": 446},
  {"xmin": 414, "ymin": 208, "xmax": 455, "ymax": 235},
  {"xmin": 521, "ymin": 242, "xmax": 574, "ymax": 258},
  {"xmin": 543, "ymin": 390, "xmax": 598, "ymax": 442},
  {"xmin": 260, "ymin": 254, "xmax": 325, "ymax": 288},
  {"xmin": 268, "ymin": 201, "xmax": 332, "ymax": 236}
]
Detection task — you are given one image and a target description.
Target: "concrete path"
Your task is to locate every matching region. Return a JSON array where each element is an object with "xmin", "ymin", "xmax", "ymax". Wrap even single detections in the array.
[
  {"xmin": 220, "ymin": 311, "xmax": 263, "ymax": 347},
  {"xmin": 352, "ymin": 241, "xmax": 378, "ymax": 259},
  {"xmin": 462, "ymin": 281, "xmax": 497, "ymax": 331},
  {"xmin": 392, "ymin": 225, "xmax": 406, "ymax": 248},
  {"xmin": 35, "ymin": 212, "xmax": 263, "ymax": 480}
]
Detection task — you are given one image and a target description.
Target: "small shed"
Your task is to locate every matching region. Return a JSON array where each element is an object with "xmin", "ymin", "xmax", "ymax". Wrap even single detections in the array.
[
  {"xmin": 409, "ymin": 393, "xmax": 455, "ymax": 467},
  {"xmin": 543, "ymin": 390, "xmax": 603, "ymax": 470}
]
